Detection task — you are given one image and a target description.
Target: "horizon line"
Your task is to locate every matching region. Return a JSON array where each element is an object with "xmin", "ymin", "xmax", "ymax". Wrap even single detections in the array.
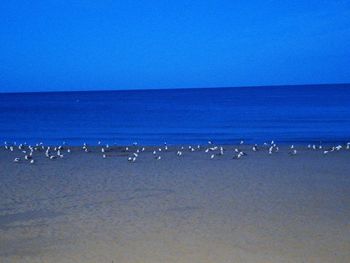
[{"xmin": 1, "ymin": 82, "xmax": 349, "ymax": 94}]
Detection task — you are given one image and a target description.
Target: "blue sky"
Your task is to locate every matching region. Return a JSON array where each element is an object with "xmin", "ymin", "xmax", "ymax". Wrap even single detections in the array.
[{"xmin": 0, "ymin": 0, "xmax": 349, "ymax": 92}]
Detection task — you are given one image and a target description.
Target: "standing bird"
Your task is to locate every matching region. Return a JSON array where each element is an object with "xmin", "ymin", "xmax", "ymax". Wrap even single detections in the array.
[
  {"xmin": 335, "ymin": 145, "xmax": 342, "ymax": 151},
  {"xmin": 233, "ymin": 153, "xmax": 241, "ymax": 159},
  {"xmin": 289, "ymin": 149, "xmax": 297, "ymax": 155},
  {"xmin": 128, "ymin": 156, "xmax": 136, "ymax": 162}
]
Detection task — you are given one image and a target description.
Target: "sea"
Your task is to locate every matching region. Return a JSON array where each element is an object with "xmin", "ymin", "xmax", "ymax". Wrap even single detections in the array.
[{"xmin": 0, "ymin": 84, "xmax": 349, "ymax": 146}]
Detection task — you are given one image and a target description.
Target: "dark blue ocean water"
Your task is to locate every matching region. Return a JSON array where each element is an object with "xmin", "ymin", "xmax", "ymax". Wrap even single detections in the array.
[{"xmin": 1, "ymin": 84, "xmax": 350, "ymax": 145}]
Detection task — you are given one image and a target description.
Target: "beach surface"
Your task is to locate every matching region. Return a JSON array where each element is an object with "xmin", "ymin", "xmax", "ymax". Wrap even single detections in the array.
[{"xmin": 0, "ymin": 145, "xmax": 349, "ymax": 263}]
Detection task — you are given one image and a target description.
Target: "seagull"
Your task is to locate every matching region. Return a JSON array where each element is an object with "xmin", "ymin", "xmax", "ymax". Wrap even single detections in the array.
[
  {"xmin": 156, "ymin": 156, "xmax": 161, "ymax": 160},
  {"xmin": 30, "ymin": 159, "xmax": 35, "ymax": 164},
  {"xmin": 233, "ymin": 152, "xmax": 244, "ymax": 159},
  {"xmin": 24, "ymin": 155, "xmax": 32, "ymax": 160},
  {"xmin": 240, "ymin": 140, "xmax": 244, "ymax": 145},
  {"xmin": 210, "ymin": 154, "xmax": 215, "ymax": 159},
  {"xmin": 67, "ymin": 149, "xmax": 71, "ymax": 153},
  {"xmin": 335, "ymin": 145, "xmax": 342, "ymax": 151},
  {"xmin": 102, "ymin": 154, "xmax": 106, "ymax": 159},
  {"xmin": 101, "ymin": 148, "xmax": 105, "ymax": 153},
  {"xmin": 14, "ymin": 157, "xmax": 20, "ymax": 163},
  {"xmin": 268, "ymin": 146, "xmax": 274, "ymax": 155},
  {"xmin": 177, "ymin": 151, "xmax": 182, "ymax": 156},
  {"xmin": 289, "ymin": 149, "xmax": 297, "ymax": 155},
  {"xmin": 252, "ymin": 145, "xmax": 258, "ymax": 152},
  {"xmin": 128, "ymin": 156, "xmax": 136, "ymax": 162}
]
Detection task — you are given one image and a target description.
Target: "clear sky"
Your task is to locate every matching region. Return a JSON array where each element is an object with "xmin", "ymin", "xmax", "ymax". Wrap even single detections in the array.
[{"xmin": 0, "ymin": 0, "xmax": 349, "ymax": 92}]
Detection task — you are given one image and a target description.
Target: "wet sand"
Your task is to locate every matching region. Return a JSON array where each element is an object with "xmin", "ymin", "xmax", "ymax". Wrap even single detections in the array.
[{"xmin": 0, "ymin": 146, "xmax": 350, "ymax": 262}]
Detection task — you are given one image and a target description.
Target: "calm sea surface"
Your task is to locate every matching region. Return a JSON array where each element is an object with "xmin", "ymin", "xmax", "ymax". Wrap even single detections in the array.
[{"xmin": 1, "ymin": 84, "xmax": 350, "ymax": 145}]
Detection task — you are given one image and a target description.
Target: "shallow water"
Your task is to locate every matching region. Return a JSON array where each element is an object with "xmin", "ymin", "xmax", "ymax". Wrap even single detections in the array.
[{"xmin": 1, "ymin": 84, "xmax": 350, "ymax": 145}]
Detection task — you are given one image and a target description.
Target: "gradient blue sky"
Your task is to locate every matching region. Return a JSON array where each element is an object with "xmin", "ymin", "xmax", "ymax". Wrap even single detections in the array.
[{"xmin": 1, "ymin": 0, "xmax": 349, "ymax": 92}]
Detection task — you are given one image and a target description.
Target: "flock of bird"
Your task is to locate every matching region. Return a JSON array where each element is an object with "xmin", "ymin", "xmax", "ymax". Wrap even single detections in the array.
[{"xmin": 3, "ymin": 140, "xmax": 350, "ymax": 165}]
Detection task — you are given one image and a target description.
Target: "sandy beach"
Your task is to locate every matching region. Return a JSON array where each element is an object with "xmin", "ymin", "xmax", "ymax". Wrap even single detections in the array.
[{"xmin": 0, "ymin": 145, "xmax": 349, "ymax": 263}]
